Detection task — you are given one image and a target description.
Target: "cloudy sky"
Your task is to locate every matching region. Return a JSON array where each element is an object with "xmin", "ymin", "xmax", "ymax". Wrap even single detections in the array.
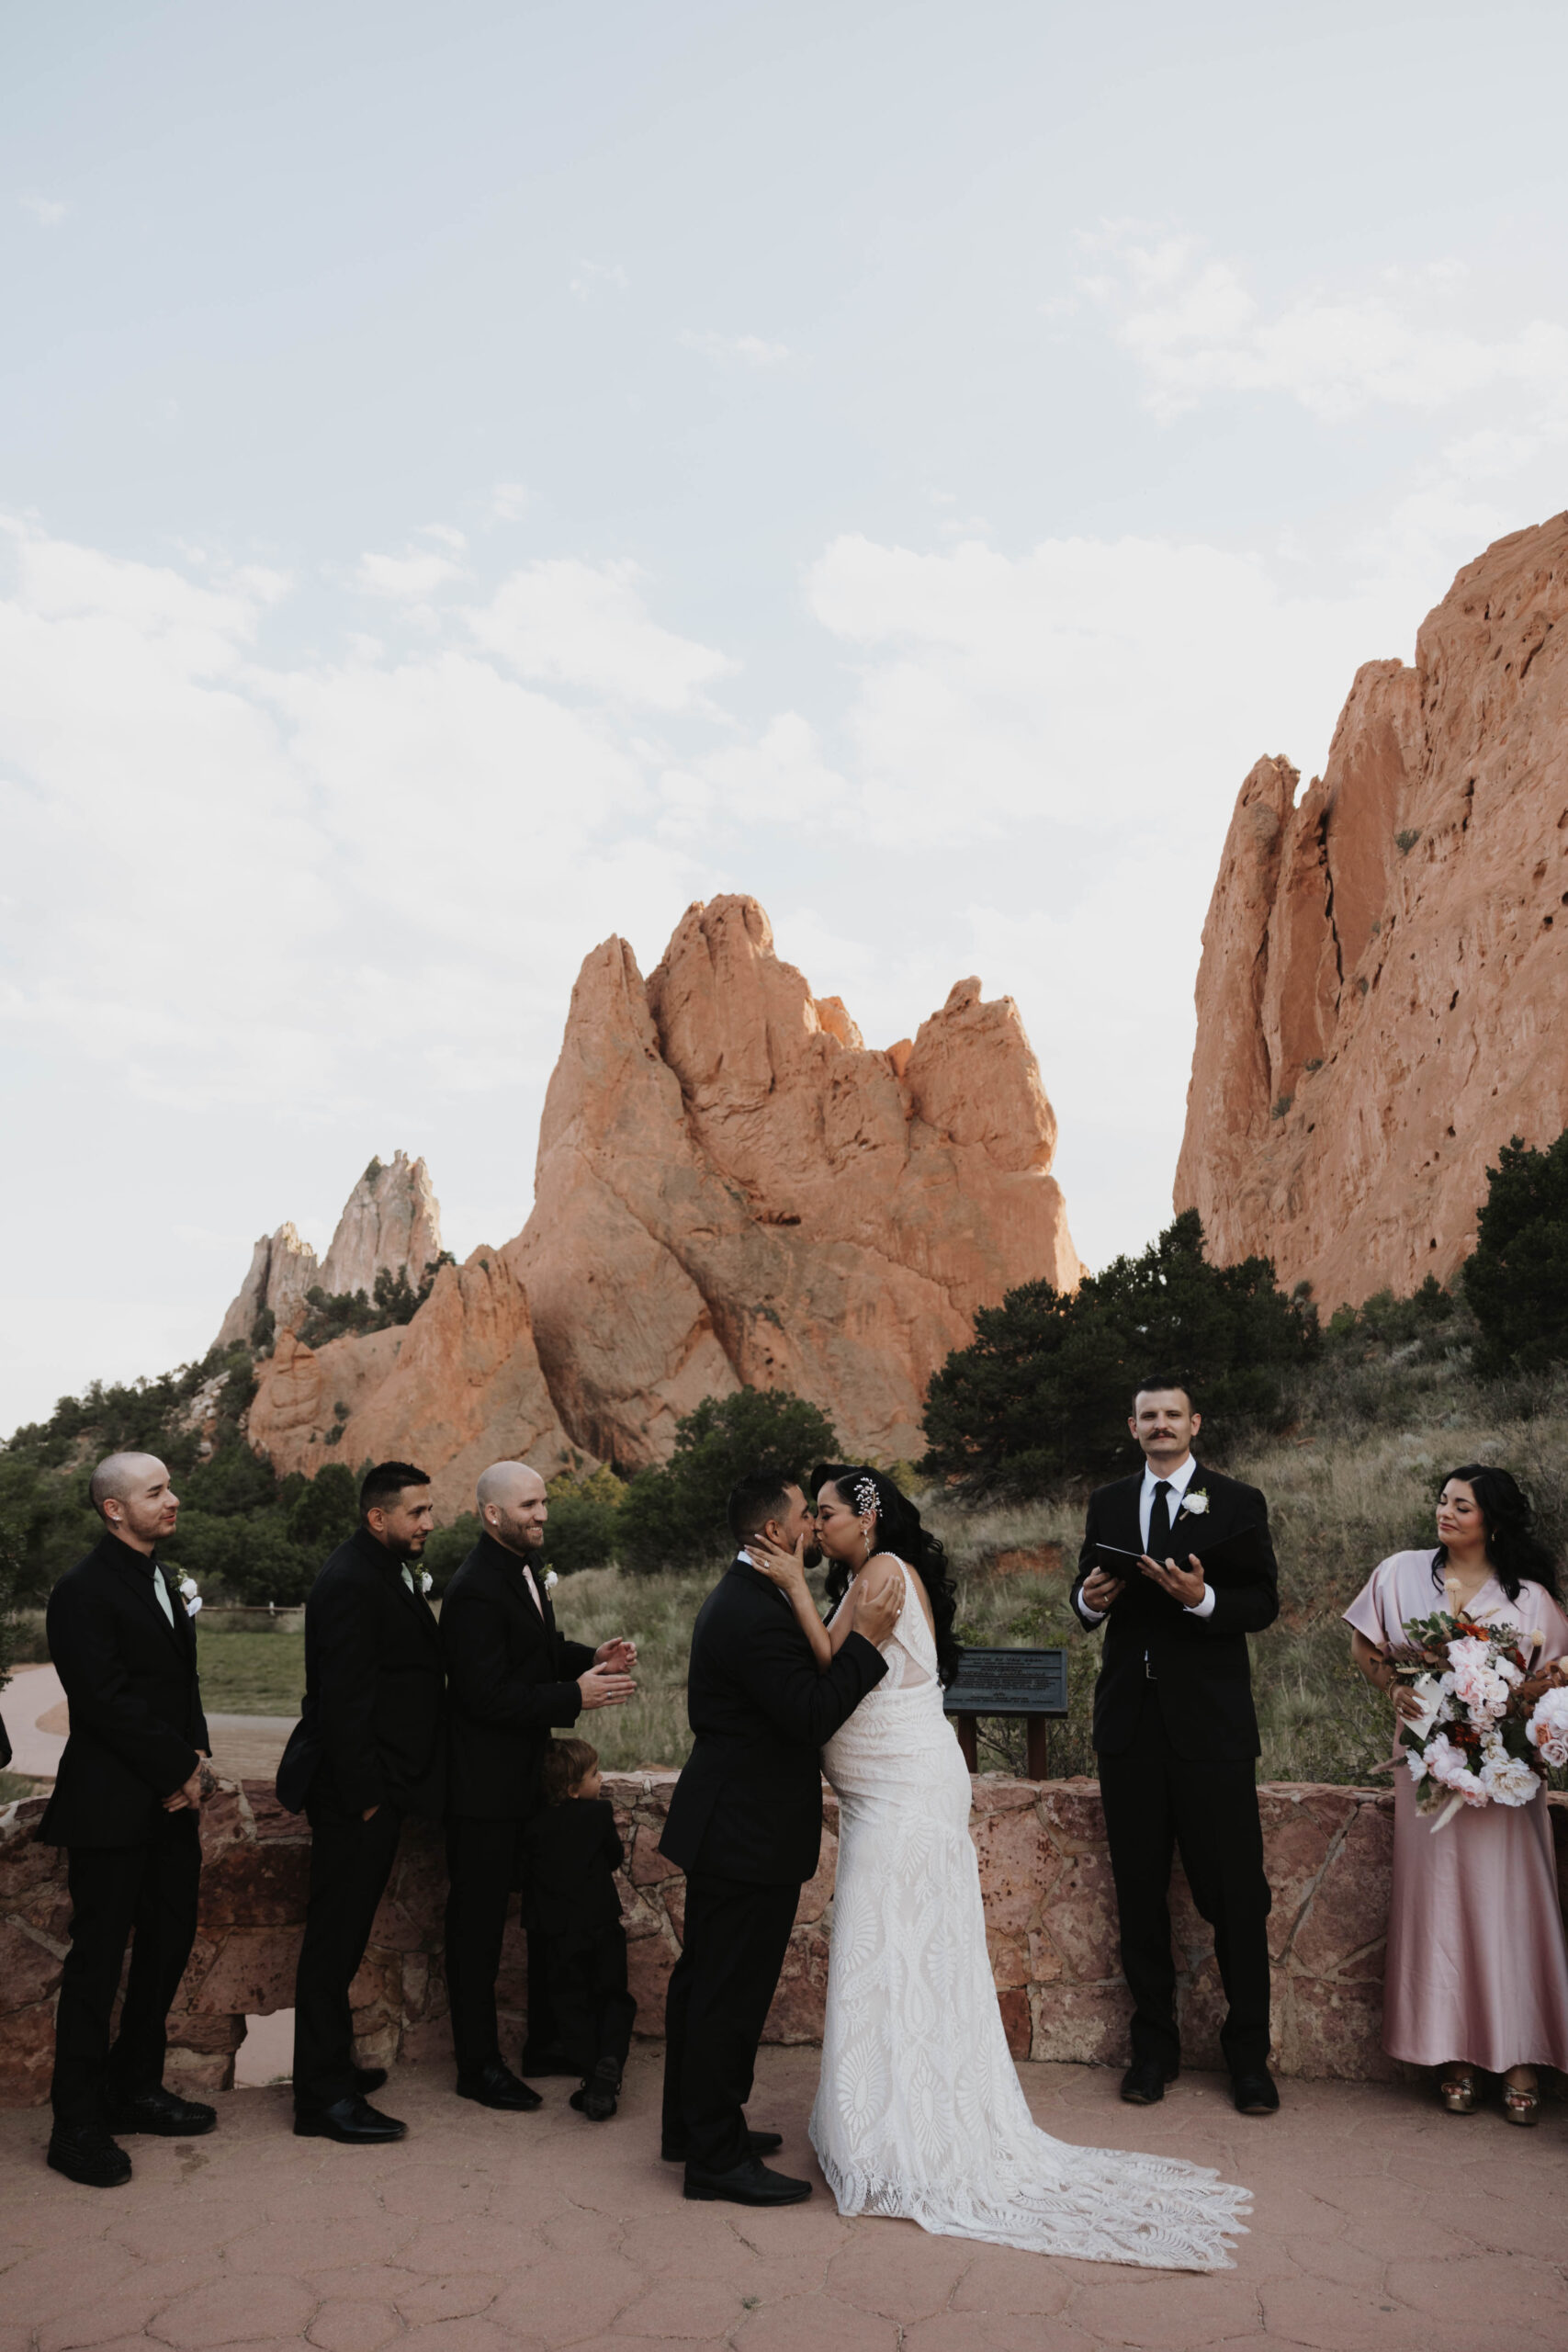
[{"xmin": 4, "ymin": 0, "xmax": 1567, "ymax": 1434}]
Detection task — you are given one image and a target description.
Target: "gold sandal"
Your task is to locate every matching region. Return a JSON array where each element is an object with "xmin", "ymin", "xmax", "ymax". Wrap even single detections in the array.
[
  {"xmin": 1438, "ymin": 2069, "xmax": 1478, "ymax": 2113},
  {"xmin": 1502, "ymin": 2081, "xmax": 1540, "ymax": 2127}
]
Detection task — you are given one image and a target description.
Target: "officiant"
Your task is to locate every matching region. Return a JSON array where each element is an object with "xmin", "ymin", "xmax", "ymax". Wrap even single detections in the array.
[{"xmin": 1070, "ymin": 1374, "xmax": 1280, "ymax": 2117}]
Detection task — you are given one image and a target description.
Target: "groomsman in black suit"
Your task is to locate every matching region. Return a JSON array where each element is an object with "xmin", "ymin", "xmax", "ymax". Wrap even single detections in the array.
[
  {"xmin": 39, "ymin": 1453, "xmax": 214, "ymax": 2187},
  {"xmin": 440, "ymin": 1460, "xmax": 637, "ymax": 2109},
  {"xmin": 1071, "ymin": 1375, "xmax": 1281, "ymax": 2116},
  {"xmin": 659, "ymin": 1473, "xmax": 900, "ymax": 2208},
  {"xmin": 276, "ymin": 1460, "xmax": 446, "ymax": 2143}
]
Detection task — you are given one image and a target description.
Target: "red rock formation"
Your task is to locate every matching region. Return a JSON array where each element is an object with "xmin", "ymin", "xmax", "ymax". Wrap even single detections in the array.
[
  {"xmin": 215, "ymin": 1152, "xmax": 443, "ymax": 1350},
  {"xmin": 237, "ymin": 896, "xmax": 1078, "ymax": 1499},
  {"xmin": 510, "ymin": 896, "xmax": 1080, "ymax": 1467},
  {"xmin": 1177, "ymin": 514, "xmax": 1568, "ymax": 1307}
]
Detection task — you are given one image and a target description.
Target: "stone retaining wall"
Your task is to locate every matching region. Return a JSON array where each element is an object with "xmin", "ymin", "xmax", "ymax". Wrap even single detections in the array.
[{"xmin": 5, "ymin": 1774, "xmax": 1566, "ymax": 2105}]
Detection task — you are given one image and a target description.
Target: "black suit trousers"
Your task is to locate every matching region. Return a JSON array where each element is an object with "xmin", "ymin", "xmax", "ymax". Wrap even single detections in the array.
[
  {"xmin": 444, "ymin": 1815, "xmax": 527, "ymax": 2077},
  {"xmin": 51, "ymin": 1809, "xmax": 201, "ymax": 2126},
  {"xmin": 536, "ymin": 1921, "xmax": 636, "ymax": 2081},
  {"xmin": 1098, "ymin": 1687, "xmax": 1272, "ymax": 2075},
  {"xmin": 292, "ymin": 1800, "xmax": 403, "ymax": 2114},
  {"xmin": 660, "ymin": 1871, "xmax": 798, "ymax": 2173}
]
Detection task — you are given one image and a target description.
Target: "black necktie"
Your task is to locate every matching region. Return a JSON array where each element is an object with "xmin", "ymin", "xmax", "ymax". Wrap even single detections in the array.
[{"xmin": 1147, "ymin": 1479, "xmax": 1172, "ymax": 1564}]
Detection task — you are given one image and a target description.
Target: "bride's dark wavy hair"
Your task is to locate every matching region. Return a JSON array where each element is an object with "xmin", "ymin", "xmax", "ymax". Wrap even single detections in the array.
[
  {"xmin": 1431, "ymin": 1463, "xmax": 1561, "ymax": 1604},
  {"xmin": 811, "ymin": 1464, "xmax": 962, "ymax": 1686}
]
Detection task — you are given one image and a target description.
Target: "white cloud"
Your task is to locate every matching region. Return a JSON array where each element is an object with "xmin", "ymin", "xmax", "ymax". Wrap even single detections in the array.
[
  {"xmin": 491, "ymin": 482, "xmax": 531, "ymax": 522},
  {"xmin": 355, "ymin": 547, "xmax": 465, "ymax": 600},
  {"xmin": 1082, "ymin": 228, "xmax": 1568, "ymax": 427},
  {"xmin": 19, "ymin": 193, "xmax": 67, "ymax": 228},
  {"xmin": 466, "ymin": 558, "xmax": 734, "ymax": 710},
  {"xmin": 680, "ymin": 330, "xmax": 792, "ymax": 368},
  {"xmin": 570, "ymin": 258, "xmax": 628, "ymax": 301}
]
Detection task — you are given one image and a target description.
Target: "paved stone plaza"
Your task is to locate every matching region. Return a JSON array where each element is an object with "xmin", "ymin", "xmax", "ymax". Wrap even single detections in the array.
[{"xmin": 3, "ymin": 2046, "xmax": 1566, "ymax": 2352}]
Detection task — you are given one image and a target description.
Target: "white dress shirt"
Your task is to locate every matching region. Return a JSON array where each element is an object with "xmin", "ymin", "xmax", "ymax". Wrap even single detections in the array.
[{"xmin": 1078, "ymin": 1453, "xmax": 1218, "ymax": 1623}]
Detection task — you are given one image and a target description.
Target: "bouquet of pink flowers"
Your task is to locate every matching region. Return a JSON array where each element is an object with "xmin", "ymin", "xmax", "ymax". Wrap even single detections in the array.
[{"xmin": 1385, "ymin": 1607, "xmax": 1557, "ymax": 1832}]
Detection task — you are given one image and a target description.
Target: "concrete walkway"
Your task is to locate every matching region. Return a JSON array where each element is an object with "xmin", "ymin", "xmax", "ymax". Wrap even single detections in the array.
[
  {"xmin": 3, "ymin": 2047, "xmax": 1566, "ymax": 2350},
  {"xmin": 1, "ymin": 1665, "xmax": 297, "ymax": 1785}
]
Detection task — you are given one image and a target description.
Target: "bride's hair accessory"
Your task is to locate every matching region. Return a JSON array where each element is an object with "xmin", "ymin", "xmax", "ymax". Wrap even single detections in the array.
[{"xmin": 853, "ymin": 1474, "xmax": 880, "ymax": 1520}]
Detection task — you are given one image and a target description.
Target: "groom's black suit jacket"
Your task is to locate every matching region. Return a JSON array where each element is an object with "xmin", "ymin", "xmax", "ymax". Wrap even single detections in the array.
[
  {"xmin": 1070, "ymin": 1464, "xmax": 1279, "ymax": 1761},
  {"xmin": 441, "ymin": 1533, "xmax": 596, "ymax": 1819},
  {"xmin": 660, "ymin": 1555, "xmax": 887, "ymax": 1886}
]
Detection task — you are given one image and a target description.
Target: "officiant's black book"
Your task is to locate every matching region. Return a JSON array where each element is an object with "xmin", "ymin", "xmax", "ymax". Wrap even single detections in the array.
[{"xmin": 1092, "ymin": 1521, "xmax": 1272, "ymax": 1588}]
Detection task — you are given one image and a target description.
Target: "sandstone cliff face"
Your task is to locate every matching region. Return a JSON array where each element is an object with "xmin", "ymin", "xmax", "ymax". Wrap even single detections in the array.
[
  {"xmin": 235, "ymin": 896, "xmax": 1079, "ymax": 1499},
  {"xmin": 510, "ymin": 896, "xmax": 1079, "ymax": 1468},
  {"xmin": 1177, "ymin": 513, "xmax": 1568, "ymax": 1306},
  {"xmin": 215, "ymin": 1153, "xmax": 443, "ymax": 1351}
]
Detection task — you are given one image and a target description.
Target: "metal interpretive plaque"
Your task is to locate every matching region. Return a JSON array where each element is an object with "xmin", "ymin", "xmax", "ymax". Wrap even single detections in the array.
[{"xmin": 943, "ymin": 1647, "xmax": 1068, "ymax": 1719}]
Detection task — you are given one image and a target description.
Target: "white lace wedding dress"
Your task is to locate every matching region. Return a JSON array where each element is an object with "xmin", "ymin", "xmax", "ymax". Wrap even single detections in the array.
[{"xmin": 810, "ymin": 1561, "xmax": 1251, "ymax": 2271}]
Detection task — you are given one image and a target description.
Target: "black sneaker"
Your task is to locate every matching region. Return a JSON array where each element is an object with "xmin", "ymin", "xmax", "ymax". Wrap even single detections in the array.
[
  {"xmin": 570, "ymin": 2058, "xmax": 621, "ymax": 2122},
  {"xmin": 102, "ymin": 2086, "xmax": 217, "ymax": 2138},
  {"xmin": 47, "ymin": 2125, "xmax": 132, "ymax": 2188}
]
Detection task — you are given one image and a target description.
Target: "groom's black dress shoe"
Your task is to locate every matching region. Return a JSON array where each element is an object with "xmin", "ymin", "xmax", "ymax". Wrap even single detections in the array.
[
  {"xmin": 1120, "ymin": 2060, "xmax": 1179, "ymax": 2106},
  {"xmin": 1232, "ymin": 2069, "xmax": 1280, "ymax": 2115},
  {"xmin": 294, "ymin": 2095, "xmax": 407, "ymax": 2143},
  {"xmin": 684, "ymin": 2156, "xmax": 812, "ymax": 2206},
  {"xmin": 456, "ymin": 2063, "xmax": 543, "ymax": 2112},
  {"xmin": 47, "ymin": 2124, "xmax": 132, "ymax": 2188},
  {"xmin": 102, "ymin": 2086, "xmax": 217, "ymax": 2137},
  {"xmin": 662, "ymin": 2129, "xmax": 783, "ymax": 2163}
]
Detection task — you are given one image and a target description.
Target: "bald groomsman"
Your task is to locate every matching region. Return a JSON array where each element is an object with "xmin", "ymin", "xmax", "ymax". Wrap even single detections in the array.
[
  {"xmin": 441, "ymin": 1461, "xmax": 637, "ymax": 2109},
  {"xmin": 39, "ymin": 1453, "xmax": 214, "ymax": 2187}
]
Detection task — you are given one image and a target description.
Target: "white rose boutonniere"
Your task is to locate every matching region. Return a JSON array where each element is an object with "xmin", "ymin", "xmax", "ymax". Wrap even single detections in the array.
[
  {"xmin": 179, "ymin": 1576, "xmax": 203, "ymax": 1616},
  {"xmin": 1180, "ymin": 1490, "xmax": 1209, "ymax": 1517},
  {"xmin": 543, "ymin": 1568, "xmax": 558, "ymax": 1593},
  {"xmin": 419, "ymin": 1570, "xmax": 434, "ymax": 1595}
]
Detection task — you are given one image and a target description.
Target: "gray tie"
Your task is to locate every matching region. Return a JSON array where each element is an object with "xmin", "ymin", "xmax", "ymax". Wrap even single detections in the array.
[
  {"xmin": 151, "ymin": 1564, "xmax": 175, "ymax": 1626},
  {"xmin": 401, "ymin": 1566, "xmax": 416, "ymax": 1595}
]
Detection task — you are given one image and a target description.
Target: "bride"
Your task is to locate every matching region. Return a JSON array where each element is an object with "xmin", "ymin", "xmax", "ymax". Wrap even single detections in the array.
[{"xmin": 748, "ymin": 1463, "xmax": 1249, "ymax": 2272}]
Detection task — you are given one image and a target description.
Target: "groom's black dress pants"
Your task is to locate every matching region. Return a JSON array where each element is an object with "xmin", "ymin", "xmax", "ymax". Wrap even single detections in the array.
[
  {"xmin": 292, "ymin": 1798, "xmax": 404, "ymax": 2115},
  {"xmin": 661, "ymin": 1871, "xmax": 798, "ymax": 2173},
  {"xmin": 1098, "ymin": 1686, "xmax": 1272, "ymax": 2076}
]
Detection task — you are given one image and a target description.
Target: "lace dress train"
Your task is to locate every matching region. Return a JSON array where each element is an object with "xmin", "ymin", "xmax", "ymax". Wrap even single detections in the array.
[{"xmin": 809, "ymin": 1564, "xmax": 1250, "ymax": 2272}]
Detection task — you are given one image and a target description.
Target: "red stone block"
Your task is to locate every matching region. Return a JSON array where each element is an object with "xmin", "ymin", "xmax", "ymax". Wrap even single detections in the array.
[
  {"xmin": 1040, "ymin": 1849, "xmax": 1121, "ymax": 1983},
  {"xmin": 986, "ymin": 1927, "xmax": 1029, "ymax": 1991},
  {"xmin": 1037, "ymin": 1781, "xmax": 1107, "ymax": 1850},
  {"xmin": 0, "ymin": 1998, "xmax": 56, "ymax": 2106},
  {"xmin": 397, "ymin": 2016, "xmax": 455, "ymax": 2066},
  {"xmin": 241, "ymin": 1780, "xmax": 307, "ymax": 1841},
  {"xmin": 191, "ymin": 1927, "xmax": 303, "ymax": 2015},
  {"xmin": 164, "ymin": 2044, "xmax": 235, "ymax": 2093},
  {"xmin": 1031, "ymin": 1981, "xmax": 1133, "ymax": 2065},
  {"xmin": 1175, "ymin": 1954, "xmax": 1227, "ymax": 2071},
  {"xmin": 794, "ymin": 1826, "xmax": 838, "ymax": 1926},
  {"xmin": 763, "ymin": 1927, "xmax": 829, "ymax": 2043},
  {"xmin": 627, "ymin": 1825, "xmax": 682, "ymax": 1886},
  {"xmin": 619, "ymin": 1887, "xmax": 667, "ymax": 1942},
  {"xmin": 1293, "ymin": 1801, "xmax": 1393, "ymax": 1977},
  {"xmin": 997, "ymin": 1985, "xmax": 1031, "ymax": 2057},
  {"xmin": 1026, "ymin": 1928, "xmax": 1064, "ymax": 1983},
  {"xmin": 967, "ymin": 1777, "xmax": 1038, "ymax": 1817},
  {"xmin": 197, "ymin": 1842, "xmax": 310, "ymax": 1930},
  {"xmin": 0, "ymin": 1920, "xmax": 63, "ymax": 2011},
  {"xmin": 196, "ymin": 1783, "xmax": 249, "ymax": 1865},
  {"xmin": 661, "ymin": 1879, "xmax": 687, "ymax": 1939},
  {"xmin": 1286, "ymin": 1973, "xmax": 1393, "ymax": 2081},
  {"xmin": 973, "ymin": 1804, "xmax": 1061, "ymax": 1939},
  {"xmin": 168, "ymin": 2012, "xmax": 246, "ymax": 2055},
  {"xmin": 0, "ymin": 1804, "xmax": 64, "ymax": 1901},
  {"xmin": 626, "ymin": 1929, "xmax": 679, "ymax": 2033},
  {"xmin": 1258, "ymin": 1796, "xmax": 1337, "ymax": 1962}
]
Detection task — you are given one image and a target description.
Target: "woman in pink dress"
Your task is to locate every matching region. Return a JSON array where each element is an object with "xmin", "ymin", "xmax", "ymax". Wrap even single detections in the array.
[{"xmin": 1344, "ymin": 1464, "xmax": 1568, "ymax": 2124}]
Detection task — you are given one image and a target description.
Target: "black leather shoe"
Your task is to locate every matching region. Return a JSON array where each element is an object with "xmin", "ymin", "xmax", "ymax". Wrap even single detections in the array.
[
  {"xmin": 1120, "ymin": 2059, "xmax": 1179, "ymax": 2106},
  {"xmin": 352, "ymin": 2065, "xmax": 388, "ymax": 2096},
  {"xmin": 662, "ymin": 2129, "xmax": 784, "ymax": 2163},
  {"xmin": 570, "ymin": 2081, "xmax": 617, "ymax": 2121},
  {"xmin": 455, "ymin": 2064, "xmax": 543, "ymax": 2112},
  {"xmin": 47, "ymin": 2125, "xmax": 131, "ymax": 2187},
  {"xmin": 102, "ymin": 2086, "xmax": 217, "ymax": 2138},
  {"xmin": 683, "ymin": 2157, "xmax": 811, "ymax": 2206},
  {"xmin": 294, "ymin": 2095, "xmax": 407, "ymax": 2143},
  {"xmin": 1232, "ymin": 2069, "xmax": 1280, "ymax": 2115}
]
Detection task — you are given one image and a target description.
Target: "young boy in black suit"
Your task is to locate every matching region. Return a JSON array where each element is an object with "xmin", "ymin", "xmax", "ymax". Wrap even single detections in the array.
[{"xmin": 520, "ymin": 1737, "xmax": 636, "ymax": 2120}]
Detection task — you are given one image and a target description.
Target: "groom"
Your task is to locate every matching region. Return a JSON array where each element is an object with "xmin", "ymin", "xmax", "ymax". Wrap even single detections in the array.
[
  {"xmin": 1071, "ymin": 1374, "xmax": 1280, "ymax": 2116},
  {"xmin": 660, "ymin": 1470, "xmax": 900, "ymax": 2206}
]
